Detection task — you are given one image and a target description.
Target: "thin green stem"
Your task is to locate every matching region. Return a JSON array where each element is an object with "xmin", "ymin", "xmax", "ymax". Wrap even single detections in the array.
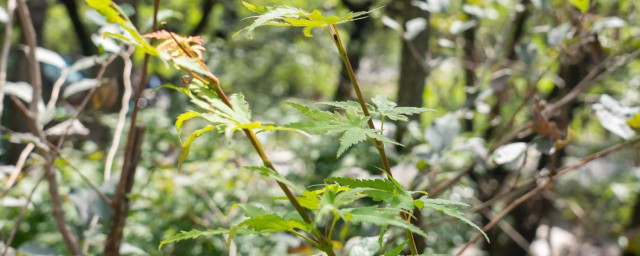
[
  {"xmin": 327, "ymin": 212, "xmax": 339, "ymax": 241},
  {"xmin": 327, "ymin": 24, "xmax": 419, "ymax": 255},
  {"xmin": 200, "ymin": 68, "xmax": 336, "ymax": 256},
  {"xmin": 291, "ymin": 230, "xmax": 322, "ymax": 249}
]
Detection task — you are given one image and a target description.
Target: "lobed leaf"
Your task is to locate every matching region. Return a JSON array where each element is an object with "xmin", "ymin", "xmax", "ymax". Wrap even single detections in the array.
[
  {"xmin": 178, "ymin": 125, "xmax": 215, "ymax": 170},
  {"xmin": 237, "ymin": 2, "xmax": 378, "ymax": 38},
  {"xmin": 419, "ymin": 198, "xmax": 489, "ymax": 243},
  {"xmin": 371, "ymin": 95, "xmax": 433, "ymax": 122},
  {"xmin": 175, "ymin": 110, "xmax": 202, "ymax": 134},
  {"xmin": 228, "ymin": 213, "xmax": 309, "ymax": 247},
  {"xmin": 158, "ymin": 228, "xmax": 230, "ymax": 250},
  {"xmin": 85, "ymin": 0, "xmax": 159, "ymax": 56},
  {"xmin": 287, "ymin": 102, "xmax": 401, "ymax": 157},
  {"xmin": 325, "ymin": 177, "xmax": 395, "ymax": 192},
  {"xmin": 340, "ymin": 207, "xmax": 427, "ymax": 238}
]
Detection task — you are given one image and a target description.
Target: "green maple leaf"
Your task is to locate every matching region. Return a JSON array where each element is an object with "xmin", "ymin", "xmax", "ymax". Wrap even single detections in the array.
[{"xmin": 286, "ymin": 102, "xmax": 400, "ymax": 157}]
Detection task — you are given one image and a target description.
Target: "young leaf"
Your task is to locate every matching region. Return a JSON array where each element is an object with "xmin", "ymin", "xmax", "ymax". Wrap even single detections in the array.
[
  {"xmin": 242, "ymin": 1, "xmax": 268, "ymax": 13},
  {"xmin": 234, "ymin": 204, "xmax": 272, "ymax": 218},
  {"xmin": 297, "ymin": 190, "xmax": 321, "ymax": 210},
  {"xmin": 418, "ymin": 198, "xmax": 489, "ymax": 243},
  {"xmin": 382, "ymin": 241, "xmax": 406, "ymax": 256},
  {"xmin": 175, "ymin": 110, "xmax": 202, "ymax": 134},
  {"xmin": 228, "ymin": 214, "xmax": 309, "ymax": 247},
  {"xmin": 340, "ymin": 207, "xmax": 427, "ymax": 238},
  {"xmin": 325, "ymin": 177, "xmax": 395, "ymax": 192},
  {"xmin": 337, "ymin": 129, "xmax": 368, "ymax": 157},
  {"xmin": 235, "ymin": 3, "xmax": 305, "ymax": 38},
  {"xmin": 85, "ymin": 0, "xmax": 159, "ymax": 56},
  {"xmin": 370, "ymin": 95, "xmax": 433, "ymax": 122},
  {"xmin": 326, "ymin": 177, "xmax": 402, "ymax": 203},
  {"xmin": 287, "ymin": 102, "xmax": 401, "ymax": 157},
  {"xmin": 158, "ymin": 228, "xmax": 230, "ymax": 250},
  {"xmin": 178, "ymin": 125, "xmax": 215, "ymax": 170},
  {"xmin": 172, "ymin": 56, "xmax": 210, "ymax": 77},
  {"xmin": 237, "ymin": 2, "xmax": 378, "ymax": 38}
]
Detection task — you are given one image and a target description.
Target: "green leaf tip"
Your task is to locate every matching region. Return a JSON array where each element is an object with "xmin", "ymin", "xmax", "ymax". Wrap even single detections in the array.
[
  {"xmin": 236, "ymin": 2, "xmax": 380, "ymax": 38},
  {"xmin": 158, "ymin": 228, "xmax": 229, "ymax": 250},
  {"xmin": 84, "ymin": 0, "xmax": 159, "ymax": 56}
]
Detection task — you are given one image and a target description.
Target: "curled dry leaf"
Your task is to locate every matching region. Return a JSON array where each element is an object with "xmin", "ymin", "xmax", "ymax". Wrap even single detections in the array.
[{"xmin": 530, "ymin": 99, "xmax": 568, "ymax": 141}]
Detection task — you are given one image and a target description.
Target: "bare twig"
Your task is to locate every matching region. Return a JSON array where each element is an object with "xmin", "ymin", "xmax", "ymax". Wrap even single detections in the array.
[
  {"xmin": 16, "ymin": 0, "xmax": 42, "ymax": 119},
  {"xmin": 55, "ymin": 156, "xmax": 112, "ymax": 205},
  {"xmin": 104, "ymin": 126, "xmax": 145, "ymax": 255},
  {"xmin": 104, "ymin": 48, "xmax": 135, "ymax": 182},
  {"xmin": 104, "ymin": 0, "xmax": 160, "ymax": 254},
  {"xmin": 1, "ymin": 174, "xmax": 46, "ymax": 256},
  {"xmin": 0, "ymin": 0, "xmax": 17, "ymax": 119},
  {"xmin": 46, "ymin": 69, "xmax": 68, "ymax": 110},
  {"xmin": 544, "ymin": 47, "xmax": 640, "ymax": 116},
  {"xmin": 1, "ymin": 143, "xmax": 34, "ymax": 195},
  {"xmin": 17, "ymin": 1, "xmax": 81, "ymax": 254},
  {"xmin": 491, "ymin": 47, "xmax": 640, "ymax": 151},
  {"xmin": 456, "ymin": 136, "xmax": 640, "ymax": 255},
  {"xmin": 52, "ymin": 53, "xmax": 118, "ymax": 149}
]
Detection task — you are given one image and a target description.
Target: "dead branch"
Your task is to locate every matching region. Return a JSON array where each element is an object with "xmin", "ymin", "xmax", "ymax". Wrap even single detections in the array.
[{"xmin": 456, "ymin": 136, "xmax": 640, "ymax": 255}]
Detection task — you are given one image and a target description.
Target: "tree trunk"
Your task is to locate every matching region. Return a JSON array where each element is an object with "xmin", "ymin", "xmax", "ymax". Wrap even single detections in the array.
[
  {"xmin": 333, "ymin": 0, "xmax": 373, "ymax": 101},
  {"xmin": 394, "ymin": 0, "xmax": 430, "ymax": 146},
  {"xmin": 396, "ymin": 0, "xmax": 429, "ymax": 112}
]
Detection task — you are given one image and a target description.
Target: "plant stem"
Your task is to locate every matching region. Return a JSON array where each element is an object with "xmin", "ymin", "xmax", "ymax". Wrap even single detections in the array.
[
  {"xmin": 202, "ymin": 70, "xmax": 336, "ymax": 256},
  {"xmin": 327, "ymin": 24, "xmax": 419, "ymax": 255}
]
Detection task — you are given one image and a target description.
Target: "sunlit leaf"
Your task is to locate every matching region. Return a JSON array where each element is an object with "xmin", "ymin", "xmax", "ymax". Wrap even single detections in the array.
[
  {"xmin": 237, "ymin": 2, "xmax": 378, "ymax": 38},
  {"xmin": 178, "ymin": 125, "xmax": 215, "ymax": 170},
  {"xmin": 569, "ymin": 0, "xmax": 590, "ymax": 13},
  {"xmin": 340, "ymin": 207, "xmax": 427, "ymax": 238},
  {"xmin": 85, "ymin": 0, "xmax": 159, "ymax": 56},
  {"xmin": 175, "ymin": 110, "xmax": 202, "ymax": 134},
  {"xmin": 159, "ymin": 228, "xmax": 230, "ymax": 250}
]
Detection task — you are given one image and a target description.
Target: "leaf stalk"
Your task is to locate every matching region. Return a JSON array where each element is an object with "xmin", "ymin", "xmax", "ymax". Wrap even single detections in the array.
[{"xmin": 327, "ymin": 24, "xmax": 419, "ymax": 255}]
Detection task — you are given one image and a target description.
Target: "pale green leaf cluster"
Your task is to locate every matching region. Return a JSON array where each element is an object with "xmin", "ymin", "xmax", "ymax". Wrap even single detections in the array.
[
  {"xmin": 163, "ymin": 78, "xmax": 299, "ymax": 169},
  {"xmin": 84, "ymin": 0, "xmax": 159, "ymax": 56},
  {"xmin": 236, "ymin": 1, "xmax": 374, "ymax": 37},
  {"xmin": 287, "ymin": 102, "xmax": 401, "ymax": 157},
  {"xmin": 289, "ymin": 96, "xmax": 431, "ymax": 157},
  {"xmin": 322, "ymin": 95, "xmax": 434, "ymax": 122}
]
